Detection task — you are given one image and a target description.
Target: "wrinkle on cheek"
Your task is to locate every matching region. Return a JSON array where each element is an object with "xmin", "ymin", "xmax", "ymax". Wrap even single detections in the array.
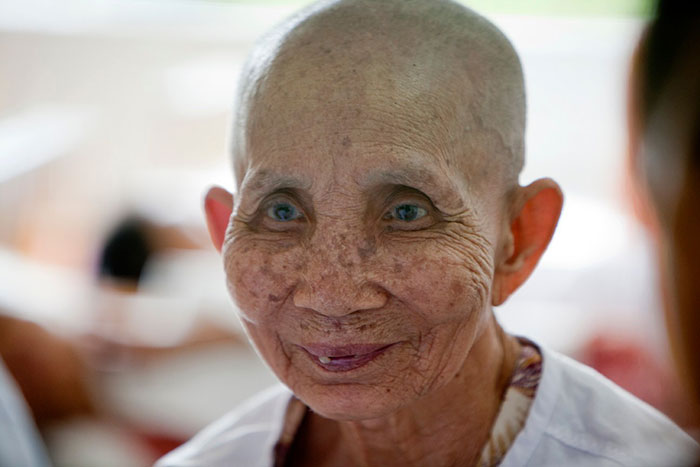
[
  {"xmin": 379, "ymin": 234, "xmax": 493, "ymax": 326},
  {"xmin": 407, "ymin": 332, "xmax": 437, "ymax": 397},
  {"xmin": 244, "ymin": 325, "xmax": 294, "ymax": 382},
  {"xmin": 414, "ymin": 319, "xmax": 476, "ymax": 396},
  {"xmin": 439, "ymin": 223, "xmax": 493, "ymax": 265},
  {"xmin": 223, "ymin": 241, "xmax": 303, "ymax": 322},
  {"xmin": 428, "ymin": 227, "xmax": 495, "ymax": 304}
]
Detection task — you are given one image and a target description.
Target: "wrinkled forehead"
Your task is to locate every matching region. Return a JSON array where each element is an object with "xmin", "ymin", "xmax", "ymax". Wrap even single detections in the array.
[
  {"xmin": 251, "ymin": 25, "xmax": 470, "ymax": 133},
  {"xmin": 247, "ymin": 97, "xmax": 485, "ymax": 211},
  {"xmin": 232, "ymin": 1, "xmax": 524, "ymax": 205},
  {"xmin": 243, "ymin": 47, "xmax": 506, "ymax": 196}
]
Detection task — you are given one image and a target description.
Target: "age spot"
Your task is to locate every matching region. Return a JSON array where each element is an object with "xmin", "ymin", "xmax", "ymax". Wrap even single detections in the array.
[
  {"xmin": 338, "ymin": 254, "xmax": 355, "ymax": 268},
  {"xmin": 450, "ymin": 281, "xmax": 465, "ymax": 296},
  {"xmin": 357, "ymin": 239, "xmax": 377, "ymax": 260}
]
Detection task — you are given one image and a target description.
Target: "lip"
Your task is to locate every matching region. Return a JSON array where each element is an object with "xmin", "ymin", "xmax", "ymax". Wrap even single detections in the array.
[{"xmin": 300, "ymin": 343, "xmax": 395, "ymax": 372}]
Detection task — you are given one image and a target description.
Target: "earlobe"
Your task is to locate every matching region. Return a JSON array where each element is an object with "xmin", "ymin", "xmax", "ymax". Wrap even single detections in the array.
[
  {"xmin": 492, "ymin": 178, "xmax": 563, "ymax": 306},
  {"xmin": 204, "ymin": 186, "xmax": 234, "ymax": 252}
]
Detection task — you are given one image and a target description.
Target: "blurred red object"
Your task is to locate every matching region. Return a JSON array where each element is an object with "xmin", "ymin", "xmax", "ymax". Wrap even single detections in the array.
[
  {"xmin": 139, "ymin": 430, "xmax": 185, "ymax": 458},
  {"xmin": 578, "ymin": 333, "xmax": 695, "ymax": 430}
]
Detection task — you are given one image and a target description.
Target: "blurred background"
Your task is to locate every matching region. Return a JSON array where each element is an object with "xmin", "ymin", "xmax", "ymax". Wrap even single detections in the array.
[{"xmin": 0, "ymin": 0, "xmax": 693, "ymax": 465}]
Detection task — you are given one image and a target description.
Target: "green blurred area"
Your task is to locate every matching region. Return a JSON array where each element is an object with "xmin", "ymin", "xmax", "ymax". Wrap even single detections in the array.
[
  {"xmin": 214, "ymin": 0, "xmax": 654, "ymax": 17},
  {"xmin": 462, "ymin": 0, "xmax": 653, "ymax": 17}
]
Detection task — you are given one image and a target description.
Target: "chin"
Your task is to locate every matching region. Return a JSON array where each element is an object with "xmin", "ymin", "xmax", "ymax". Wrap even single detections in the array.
[{"xmin": 297, "ymin": 382, "xmax": 409, "ymax": 421}]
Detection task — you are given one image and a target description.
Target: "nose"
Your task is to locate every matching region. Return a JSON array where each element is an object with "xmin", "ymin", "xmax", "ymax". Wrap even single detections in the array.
[
  {"xmin": 292, "ymin": 231, "xmax": 389, "ymax": 317},
  {"xmin": 293, "ymin": 274, "xmax": 388, "ymax": 317}
]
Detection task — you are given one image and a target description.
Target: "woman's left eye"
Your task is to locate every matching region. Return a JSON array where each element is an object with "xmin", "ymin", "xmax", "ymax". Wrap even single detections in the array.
[
  {"xmin": 389, "ymin": 204, "xmax": 427, "ymax": 222},
  {"xmin": 266, "ymin": 202, "xmax": 303, "ymax": 222}
]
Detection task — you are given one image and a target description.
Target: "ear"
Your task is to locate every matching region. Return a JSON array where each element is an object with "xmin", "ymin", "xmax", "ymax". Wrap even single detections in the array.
[
  {"xmin": 492, "ymin": 178, "xmax": 563, "ymax": 306},
  {"xmin": 203, "ymin": 186, "xmax": 234, "ymax": 252}
]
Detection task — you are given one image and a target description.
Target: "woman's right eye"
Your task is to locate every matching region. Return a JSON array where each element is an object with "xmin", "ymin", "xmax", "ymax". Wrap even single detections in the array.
[
  {"xmin": 266, "ymin": 202, "xmax": 303, "ymax": 222},
  {"xmin": 387, "ymin": 203, "xmax": 428, "ymax": 222}
]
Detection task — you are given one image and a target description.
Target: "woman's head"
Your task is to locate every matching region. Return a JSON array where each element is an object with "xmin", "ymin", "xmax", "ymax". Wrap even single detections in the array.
[{"xmin": 205, "ymin": 0, "xmax": 562, "ymax": 420}]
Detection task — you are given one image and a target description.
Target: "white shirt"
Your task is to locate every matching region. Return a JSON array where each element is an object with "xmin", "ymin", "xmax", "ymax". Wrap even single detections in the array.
[{"xmin": 157, "ymin": 345, "xmax": 699, "ymax": 467}]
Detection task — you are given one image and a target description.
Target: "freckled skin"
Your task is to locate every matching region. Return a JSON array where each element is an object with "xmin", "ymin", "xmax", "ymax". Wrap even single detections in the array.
[
  {"xmin": 225, "ymin": 119, "xmax": 502, "ymax": 421},
  {"xmin": 212, "ymin": 1, "xmax": 561, "ymax": 465}
]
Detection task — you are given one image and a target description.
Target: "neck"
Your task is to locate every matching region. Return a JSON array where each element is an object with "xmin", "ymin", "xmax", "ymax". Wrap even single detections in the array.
[{"xmin": 298, "ymin": 316, "xmax": 520, "ymax": 467}]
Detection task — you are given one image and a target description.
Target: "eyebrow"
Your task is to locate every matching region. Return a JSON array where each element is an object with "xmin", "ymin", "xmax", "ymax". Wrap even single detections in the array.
[
  {"xmin": 361, "ymin": 165, "xmax": 457, "ymax": 207},
  {"xmin": 240, "ymin": 163, "xmax": 463, "ymax": 210},
  {"xmin": 366, "ymin": 167, "xmax": 439, "ymax": 189},
  {"xmin": 240, "ymin": 169, "xmax": 312, "ymax": 200}
]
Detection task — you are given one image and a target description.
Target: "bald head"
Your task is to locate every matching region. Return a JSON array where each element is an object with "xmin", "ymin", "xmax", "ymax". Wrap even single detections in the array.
[{"xmin": 232, "ymin": 0, "xmax": 525, "ymax": 193}]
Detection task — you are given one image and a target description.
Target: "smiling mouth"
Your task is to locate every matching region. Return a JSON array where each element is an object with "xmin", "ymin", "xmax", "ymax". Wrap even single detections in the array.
[{"xmin": 301, "ymin": 344, "xmax": 395, "ymax": 372}]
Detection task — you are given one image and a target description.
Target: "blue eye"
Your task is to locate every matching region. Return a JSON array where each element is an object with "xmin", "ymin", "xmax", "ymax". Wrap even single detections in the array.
[
  {"xmin": 267, "ymin": 202, "xmax": 302, "ymax": 222},
  {"xmin": 392, "ymin": 204, "xmax": 427, "ymax": 222}
]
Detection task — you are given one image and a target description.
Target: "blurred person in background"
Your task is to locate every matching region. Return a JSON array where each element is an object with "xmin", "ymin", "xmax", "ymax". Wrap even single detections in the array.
[
  {"xmin": 91, "ymin": 215, "xmax": 239, "ymax": 365},
  {"xmin": 0, "ymin": 356, "xmax": 52, "ymax": 467},
  {"xmin": 158, "ymin": 0, "xmax": 698, "ymax": 465},
  {"xmin": 98, "ymin": 217, "xmax": 154, "ymax": 292},
  {"xmin": 0, "ymin": 215, "xmax": 243, "ymax": 464},
  {"xmin": 629, "ymin": 0, "xmax": 700, "ymax": 441},
  {"xmin": 0, "ymin": 313, "xmax": 96, "ymax": 430}
]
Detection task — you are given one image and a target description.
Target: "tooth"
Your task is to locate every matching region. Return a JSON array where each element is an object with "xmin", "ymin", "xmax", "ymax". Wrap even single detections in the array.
[{"xmin": 319, "ymin": 356, "xmax": 331, "ymax": 364}]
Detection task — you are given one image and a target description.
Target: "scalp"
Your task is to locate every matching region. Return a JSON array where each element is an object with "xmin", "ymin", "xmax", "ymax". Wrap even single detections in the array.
[{"xmin": 232, "ymin": 0, "xmax": 526, "ymax": 193}]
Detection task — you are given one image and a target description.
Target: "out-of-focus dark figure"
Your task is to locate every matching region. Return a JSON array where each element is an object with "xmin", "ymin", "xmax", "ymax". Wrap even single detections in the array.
[
  {"xmin": 629, "ymin": 0, "xmax": 700, "ymax": 438},
  {"xmin": 91, "ymin": 216, "xmax": 240, "ymax": 361},
  {"xmin": 98, "ymin": 217, "xmax": 153, "ymax": 289}
]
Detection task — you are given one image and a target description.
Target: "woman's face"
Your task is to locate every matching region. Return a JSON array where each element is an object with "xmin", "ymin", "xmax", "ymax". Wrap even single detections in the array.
[{"xmin": 222, "ymin": 83, "xmax": 509, "ymax": 420}]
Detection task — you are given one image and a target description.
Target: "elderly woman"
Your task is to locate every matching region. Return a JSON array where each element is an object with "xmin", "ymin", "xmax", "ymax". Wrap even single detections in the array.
[{"xmin": 158, "ymin": 0, "xmax": 697, "ymax": 465}]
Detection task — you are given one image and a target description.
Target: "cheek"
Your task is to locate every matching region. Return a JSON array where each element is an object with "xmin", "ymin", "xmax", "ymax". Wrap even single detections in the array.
[
  {"xmin": 380, "ymin": 240, "xmax": 494, "ymax": 323},
  {"xmin": 223, "ymin": 240, "xmax": 302, "ymax": 323}
]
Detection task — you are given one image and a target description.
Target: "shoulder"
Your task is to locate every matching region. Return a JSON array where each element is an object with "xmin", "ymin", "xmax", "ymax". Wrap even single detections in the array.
[
  {"xmin": 503, "ymin": 345, "xmax": 698, "ymax": 467},
  {"xmin": 156, "ymin": 384, "xmax": 293, "ymax": 467}
]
